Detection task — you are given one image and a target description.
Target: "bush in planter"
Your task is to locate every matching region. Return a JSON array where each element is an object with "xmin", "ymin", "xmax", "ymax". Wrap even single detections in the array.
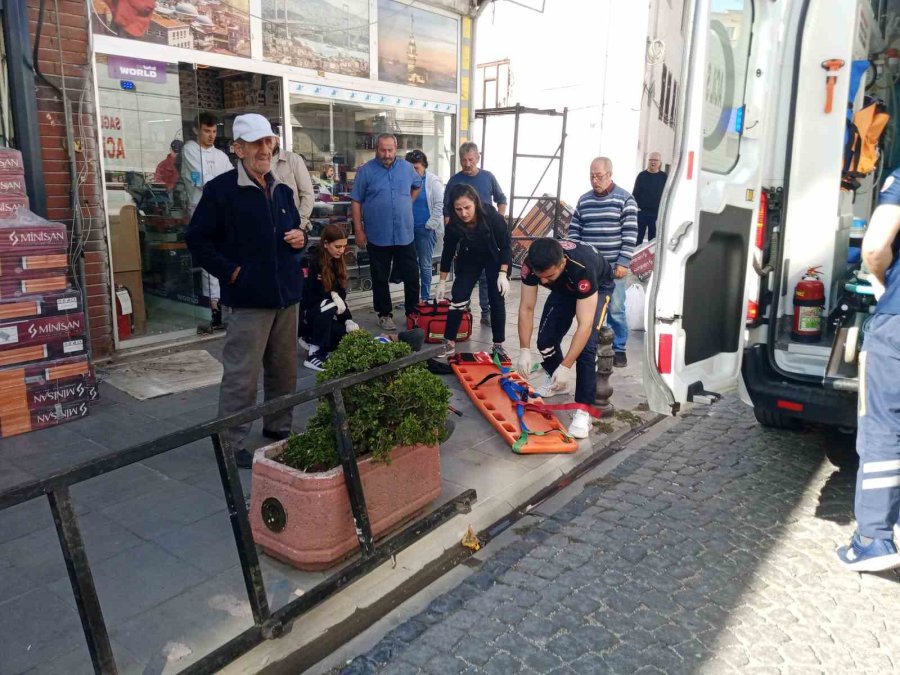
[{"xmin": 280, "ymin": 330, "xmax": 450, "ymax": 472}]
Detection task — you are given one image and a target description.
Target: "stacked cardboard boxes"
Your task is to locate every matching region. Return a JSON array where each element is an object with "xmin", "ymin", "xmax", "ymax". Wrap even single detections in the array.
[{"xmin": 0, "ymin": 148, "xmax": 96, "ymax": 437}]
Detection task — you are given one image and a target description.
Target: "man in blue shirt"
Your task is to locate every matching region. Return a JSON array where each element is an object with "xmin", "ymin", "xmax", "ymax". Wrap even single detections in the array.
[
  {"xmin": 351, "ymin": 134, "xmax": 423, "ymax": 331},
  {"xmin": 443, "ymin": 142, "xmax": 508, "ymax": 327},
  {"xmin": 838, "ymin": 169, "xmax": 900, "ymax": 572}
]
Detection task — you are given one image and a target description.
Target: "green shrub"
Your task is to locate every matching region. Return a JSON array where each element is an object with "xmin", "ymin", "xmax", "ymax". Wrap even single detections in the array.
[{"xmin": 279, "ymin": 330, "xmax": 450, "ymax": 472}]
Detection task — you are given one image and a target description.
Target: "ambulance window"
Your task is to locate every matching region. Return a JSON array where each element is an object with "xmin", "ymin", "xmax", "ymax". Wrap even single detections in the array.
[{"xmin": 702, "ymin": 0, "xmax": 754, "ymax": 174}]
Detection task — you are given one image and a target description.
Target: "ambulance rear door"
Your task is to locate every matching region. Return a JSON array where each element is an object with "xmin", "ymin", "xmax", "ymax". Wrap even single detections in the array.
[{"xmin": 644, "ymin": 0, "xmax": 775, "ymax": 414}]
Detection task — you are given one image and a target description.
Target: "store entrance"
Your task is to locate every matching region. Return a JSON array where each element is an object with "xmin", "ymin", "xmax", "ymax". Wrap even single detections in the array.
[{"xmin": 97, "ymin": 56, "xmax": 283, "ymax": 346}]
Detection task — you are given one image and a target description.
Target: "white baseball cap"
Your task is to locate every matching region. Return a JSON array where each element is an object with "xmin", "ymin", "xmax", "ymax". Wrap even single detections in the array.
[{"xmin": 233, "ymin": 114, "xmax": 277, "ymax": 142}]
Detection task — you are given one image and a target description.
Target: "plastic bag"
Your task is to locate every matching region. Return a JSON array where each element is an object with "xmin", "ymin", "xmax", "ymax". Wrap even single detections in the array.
[{"xmin": 625, "ymin": 283, "xmax": 646, "ymax": 332}]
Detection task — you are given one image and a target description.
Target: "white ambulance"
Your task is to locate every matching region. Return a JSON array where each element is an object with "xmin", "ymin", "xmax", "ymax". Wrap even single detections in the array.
[{"xmin": 645, "ymin": 0, "xmax": 891, "ymax": 429}]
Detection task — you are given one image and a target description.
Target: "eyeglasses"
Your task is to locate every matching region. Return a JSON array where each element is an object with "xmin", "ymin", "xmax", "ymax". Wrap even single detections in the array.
[{"xmin": 590, "ymin": 172, "xmax": 610, "ymax": 180}]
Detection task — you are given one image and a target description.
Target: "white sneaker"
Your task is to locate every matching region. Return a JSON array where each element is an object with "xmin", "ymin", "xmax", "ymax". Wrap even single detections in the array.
[
  {"xmin": 298, "ymin": 337, "xmax": 310, "ymax": 351},
  {"xmin": 534, "ymin": 372, "xmax": 564, "ymax": 399},
  {"xmin": 569, "ymin": 410, "xmax": 592, "ymax": 439}
]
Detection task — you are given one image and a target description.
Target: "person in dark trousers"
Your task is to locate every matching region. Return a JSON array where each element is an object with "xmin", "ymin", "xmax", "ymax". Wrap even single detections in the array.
[
  {"xmin": 186, "ymin": 114, "xmax": 306, "ymax": 469},
  {"xmin": 351, "ymin": 134, "xmax": 423, "ymax": 331},
  {"xmin": 435, "ymin": 184, "xmax": 511, "ymax": 361},
  {"xmin": 837, "ymin": 168, "xmax": 900, "ymax": 572},
  {"xmin": 516, "ymin": 238, "xmax": 614, "ymax": 440},
  {"xmin": 299, "ymin": 224, "xmax": 360, "ymax": 371},
  {"xmin": 443, "ymin": 142, "xmax": 508, "ymax": 328},
  {"xmin": 631, "ymin": 152, "xmax": 668, "ymax": 245}
]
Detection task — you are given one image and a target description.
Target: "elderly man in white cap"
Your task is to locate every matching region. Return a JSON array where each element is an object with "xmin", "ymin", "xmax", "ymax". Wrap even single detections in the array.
[{"xmin": 187, "ymin": 114, "xmax": 307, "ymax": 468}]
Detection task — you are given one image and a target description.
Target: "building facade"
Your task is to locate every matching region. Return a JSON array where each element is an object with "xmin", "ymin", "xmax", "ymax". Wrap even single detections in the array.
[{"xmin": 12, "ymin": 0, "xmax": 478, "ymax": 356}]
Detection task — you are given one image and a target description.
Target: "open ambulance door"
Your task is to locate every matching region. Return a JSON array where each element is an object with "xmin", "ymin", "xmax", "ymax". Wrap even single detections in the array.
[{"xmin": 643, "ymin": 0, "xmax": 765, "ymax": 415}]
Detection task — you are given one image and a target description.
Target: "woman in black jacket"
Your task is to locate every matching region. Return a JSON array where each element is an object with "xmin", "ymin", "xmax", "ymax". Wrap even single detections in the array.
[
  {"xmin": 436, "ymin": 183, "xmax": 512, "ymax": 360},
  {"xmin": 299, "ymin": 224, "xmax": 359, "ymax": 370}
]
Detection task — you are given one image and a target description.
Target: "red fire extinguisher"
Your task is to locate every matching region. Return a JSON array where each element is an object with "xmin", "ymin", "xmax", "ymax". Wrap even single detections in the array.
[
  {"xmin": 115, "ymin": 285, "xmax": 133, "ymax": 340},
  {"xmin": 791, "ymin": 267, "xmax": 825, "ymax": 343}
]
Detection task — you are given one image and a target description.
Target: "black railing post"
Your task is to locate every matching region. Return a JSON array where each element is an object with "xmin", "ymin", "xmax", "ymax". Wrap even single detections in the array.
[
  {"xmin": 47, "ymin": 488, "xmax": 118, "ymax": 675},
  {"xmin": 327, "ymin": 389, "xmax": 376, "ymax": 557},
  {"xmin": 211, "ymin": 432, "xmax": 271, "ymax": 626}
]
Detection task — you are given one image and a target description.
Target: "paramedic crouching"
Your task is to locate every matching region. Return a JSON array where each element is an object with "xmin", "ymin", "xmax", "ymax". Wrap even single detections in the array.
[
  {"xmin": 516, "ymin": 238, "xmax": 614, "ymax": 439},
  {"xmin": 837, "ymin": 169, "xmax": 900, "ymax": 572}
]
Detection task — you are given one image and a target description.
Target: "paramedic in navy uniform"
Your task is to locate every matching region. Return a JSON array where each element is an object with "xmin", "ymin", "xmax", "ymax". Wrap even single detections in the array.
[
  {"xmin": 516, "ymin": 238, "xmax": 614, "ymax": 440},
  {"xmin": 837, "ymin": 169, "xmax": 900, "ymax": 572}
]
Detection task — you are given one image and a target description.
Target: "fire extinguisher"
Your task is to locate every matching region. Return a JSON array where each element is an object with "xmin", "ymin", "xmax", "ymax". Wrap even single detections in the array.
[
  {"xmin": 791, "ymin": 267, "xmax": 825, "ymax": 343},
  {"xmin": 115, "ymin": 285, "xmax": 133, "ymax": 340}
]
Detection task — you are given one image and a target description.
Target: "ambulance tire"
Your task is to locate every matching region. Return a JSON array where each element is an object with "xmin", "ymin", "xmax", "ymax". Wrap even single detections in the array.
[{"xmin": 753, "ymin": 407, "xmax": 801, "ymax": 431}]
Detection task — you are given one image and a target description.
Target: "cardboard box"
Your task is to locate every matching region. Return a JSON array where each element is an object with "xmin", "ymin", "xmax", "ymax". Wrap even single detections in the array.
[
  {"xmin": 0, "ymin": 334, "xmax": 86, "ymax": 368},
  {"xmin": 114, "ymin": 270, "xmax": 147, "ymax": 335},
  {"xmin": 110, "ymin": 205, "xmax": 142, "ymax": 272},
  {"xmin": 0, "ymin": 290, "xmax": 81, "ymax": 322},
  {"xmin": 0, "ymin": 370, "xmax": 93, "ymax": 412},
  {"xmin": 0, "ymin": 399, "xmax": 90, "ymax": 438},
  {"xmin": 0, "ymin": 252, "xmax": 68, "ymax": 278},
  {"xmin": 0, "ymin": 148, "xmax": 24, "ymax": 175},
  {"xmin": 0, "ymin": 276, "xmax": 69, "ymax": 300},
  {"xmin": 0, "ymin": 312, "xmax": 85, "ymax": 350},
  {"xmin": 0, "ymin": 222, "xmax": 68, "ymax": 254},
  {"xmin": 0, "ymin": 197, "xmax": 30, "ymax": 220},
  {"xmin": 0, "ymin": 175, "xmax": 26, "ymax": 197}
]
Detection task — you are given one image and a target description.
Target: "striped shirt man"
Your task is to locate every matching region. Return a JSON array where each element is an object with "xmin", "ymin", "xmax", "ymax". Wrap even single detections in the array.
[{"xmin": 568, "ymin": 183, "xmax": 639, "ymax": 269}]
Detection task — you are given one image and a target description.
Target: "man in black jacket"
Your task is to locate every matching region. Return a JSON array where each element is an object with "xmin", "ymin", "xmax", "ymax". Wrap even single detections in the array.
[
  {"xmin": 632, "ymin": 152, "xmax": 668, "ymax": 244},
  {"xmin": 187, "ymin": 114, "xmax": 306, "ymax": 468}
]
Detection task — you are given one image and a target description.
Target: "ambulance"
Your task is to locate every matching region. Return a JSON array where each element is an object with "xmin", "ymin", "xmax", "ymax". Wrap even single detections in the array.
[{"xmin": 645, "ymin": 0, "xmax": 893, "ymax": 429}]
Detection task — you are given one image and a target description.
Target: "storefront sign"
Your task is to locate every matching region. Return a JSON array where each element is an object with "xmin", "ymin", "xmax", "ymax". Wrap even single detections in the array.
[
  {"xmin": 289, "ymin": 82, "xmax": 456, "ymax": 115},
  {"xmin": 107, "ymin": 56, "xmax": 167, "ymax": 84}
]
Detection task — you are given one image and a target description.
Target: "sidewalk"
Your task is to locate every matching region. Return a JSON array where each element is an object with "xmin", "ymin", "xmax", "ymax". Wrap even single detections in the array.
[{"xmin": 0, "ymin": 282, "xmax": 656, "ymax": 674}]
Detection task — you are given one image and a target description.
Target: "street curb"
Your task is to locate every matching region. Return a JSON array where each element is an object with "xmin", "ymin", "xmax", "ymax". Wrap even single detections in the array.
[{"xmin": 242, "ymin": 412, "xmax": 672, "ymax": 675}]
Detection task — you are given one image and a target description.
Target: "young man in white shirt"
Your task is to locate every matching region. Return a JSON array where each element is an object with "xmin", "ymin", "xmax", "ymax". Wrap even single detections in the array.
[{"xmin": 181, "ymin": 112, "xmax": 233, "ymax": 330}]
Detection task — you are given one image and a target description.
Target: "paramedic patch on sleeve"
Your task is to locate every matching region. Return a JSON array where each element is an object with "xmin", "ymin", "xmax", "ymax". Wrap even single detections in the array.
[
  {"xmin": 578, "ymin": 279, "xmax": 592, "ymax": 293},
  {"xmin": 521, "ymin": 262, "xmax": 530, "ymax": 278},
  {"xmin": 560, "ymin": 240, "xmax": 576, "ymax": 250},
  {"xmin": 302, "ymin": 268, "xmax": 309, "ymax": 278}
]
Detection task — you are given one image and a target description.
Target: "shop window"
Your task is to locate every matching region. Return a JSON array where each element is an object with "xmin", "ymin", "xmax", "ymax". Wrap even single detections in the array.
[
  {"xmin": 702, "ymin": 0, "xmax": 754, "ymax": 174},
  {"xmin": 290, "ymin": 94, "xmax": 455, "ymax": 293},
  {"xmin": 96, "ymin": 55, "xmax": 283, "ymax": 342}
]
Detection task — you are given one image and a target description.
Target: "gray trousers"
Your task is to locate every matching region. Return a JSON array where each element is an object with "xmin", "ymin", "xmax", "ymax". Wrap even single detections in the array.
[{"xmin": 218, "ymin": 304, "xmax": 299, "ymax": 449}]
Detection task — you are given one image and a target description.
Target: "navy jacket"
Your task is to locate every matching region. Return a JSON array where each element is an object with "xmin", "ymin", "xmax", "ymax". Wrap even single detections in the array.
[{"xmin": 186, "ymin": 162, "xmax": 305, "ymax": 309}]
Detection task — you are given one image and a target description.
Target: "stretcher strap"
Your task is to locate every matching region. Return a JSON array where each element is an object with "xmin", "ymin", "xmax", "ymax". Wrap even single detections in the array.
[{"xmin": 525, "ymin": 401, "xmax": 603, "ymax": 419}]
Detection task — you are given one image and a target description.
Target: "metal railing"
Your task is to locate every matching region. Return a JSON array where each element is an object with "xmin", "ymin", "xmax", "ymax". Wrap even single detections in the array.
[{"xmin": 0, "ymin": 344, "xmax": 476, "ymax": 674}]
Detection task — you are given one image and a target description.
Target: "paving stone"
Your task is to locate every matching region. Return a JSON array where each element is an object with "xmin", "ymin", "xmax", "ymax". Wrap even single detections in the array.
[{"xmin": 341, "ymin": 397, "xmax": 900, "ymax": 674}]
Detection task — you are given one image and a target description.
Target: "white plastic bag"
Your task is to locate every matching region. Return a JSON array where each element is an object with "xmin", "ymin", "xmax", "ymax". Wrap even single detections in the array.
[{"xmin": 625, "ymin": 283, "xmax": 646, "ymax": 332}]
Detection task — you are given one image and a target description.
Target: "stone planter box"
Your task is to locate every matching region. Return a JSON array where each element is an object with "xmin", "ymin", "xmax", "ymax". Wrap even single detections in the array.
[{"xmin": 249, "ymin": 441, "xmax": 442, "ymax": 570}]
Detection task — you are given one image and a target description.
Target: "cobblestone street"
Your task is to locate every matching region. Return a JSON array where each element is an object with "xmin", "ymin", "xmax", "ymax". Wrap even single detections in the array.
[{"xmin": 335, "ymin": 397, "xmax": 899, "ymax": 674}]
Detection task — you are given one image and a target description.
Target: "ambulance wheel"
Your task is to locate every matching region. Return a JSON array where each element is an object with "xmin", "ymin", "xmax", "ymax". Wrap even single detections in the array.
[
  {"xmin": 753, "ymin": 407, "xmax": 801, "ymax": 431},
  {"xmin": 844, "ymin": 326, "xmax": 860, "ymax": 364}
]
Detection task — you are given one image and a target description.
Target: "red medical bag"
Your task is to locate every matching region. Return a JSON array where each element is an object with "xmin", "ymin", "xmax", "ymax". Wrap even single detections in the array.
[{"xmin": 407, "ymin": 300, "xmax": 472, "ymax": 343}]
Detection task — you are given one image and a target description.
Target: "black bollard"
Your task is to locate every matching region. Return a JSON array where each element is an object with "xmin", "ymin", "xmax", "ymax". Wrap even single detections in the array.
[{"xmin": 595, "ymin": 326, "xmax": 615, "ymax": 414}]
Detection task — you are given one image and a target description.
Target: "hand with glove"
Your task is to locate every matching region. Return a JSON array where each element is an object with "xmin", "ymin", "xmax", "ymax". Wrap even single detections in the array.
[
  {"xmin": 435, "ymin": 279, "xmax": 447, "ymax": 302},
  {"xmin": 497, "ymin": 274, "xmax": 510, "ymax": 298},
  {"xmin": 517, "ymin": 347, "xmax": 533, "ymax": 376},
  {"xmin": 331, "ymin": 291, "xmax": 347, "ymax": 315},
  {"xmin": 550, "ymin": 363, "xmax": 575, "ymax": 394},
  {"xmin": 345, "ymin": 319, "xmax": 360, "ymax": 332}
]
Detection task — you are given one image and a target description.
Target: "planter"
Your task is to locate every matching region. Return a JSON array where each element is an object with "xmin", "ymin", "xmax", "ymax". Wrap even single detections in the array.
[{"xmin": 249, "ymin": 441, "xmax": 442, "ymax": 570}]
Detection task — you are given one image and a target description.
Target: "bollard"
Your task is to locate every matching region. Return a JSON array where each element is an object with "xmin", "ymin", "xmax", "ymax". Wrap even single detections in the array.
[{"xmin": 595, "ymin": 326, "xmax": 615, "ymax": 414}]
